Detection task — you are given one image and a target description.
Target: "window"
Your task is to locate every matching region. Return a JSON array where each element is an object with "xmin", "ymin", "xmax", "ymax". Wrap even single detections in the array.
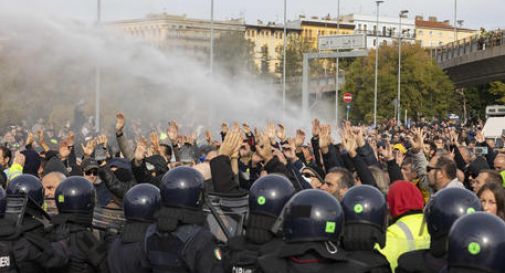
[
  {"xmin": 358, "ymin": 24, "xmax": 362, "ymax": 30},
  {"xmin": 373, "ymin": 39, "xmax": 376, "ymax": 46},
  {"xmin": 364, "ymin": 24, "xmax": 368, "ymax": 32}
]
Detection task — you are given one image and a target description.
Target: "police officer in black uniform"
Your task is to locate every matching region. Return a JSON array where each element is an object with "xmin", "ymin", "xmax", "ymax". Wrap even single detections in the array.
[
  {"xmin": 340, "ymin": 185, "xmax": 391, "ymax": 273},
  {"xmin": 49, "ymin": 176, "xmax": 109, "ymax": 273},
  {"xmin": 258, "ymin": 189, "xmax": 370, "ymax": 273},
  {"xmin": 445, "ymin": 212, "xmax": 505, "ymax": 273},
  {"xmin": 2, "ymin": 174, "xmax": 67, "ymax": 272},
  {"xmin": 144, "ymin": 166, "xmax": 224, "ymax": 273},
  {"xmin": 108, "ymin": 183, "xmax": 161, "ymax": 273},
  {"xmin": 396, "ymin": 188, "xmax": 482, "ymax": 273},
  {"xmin": 222, "ymin": 174, "xmax": 296, "ymax": 273}
]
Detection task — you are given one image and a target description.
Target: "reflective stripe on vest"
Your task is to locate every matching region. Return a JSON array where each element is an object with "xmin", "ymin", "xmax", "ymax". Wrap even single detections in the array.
[{"xmin": 396, "ymin": 221, "xmax": 416, "ymax": 251}]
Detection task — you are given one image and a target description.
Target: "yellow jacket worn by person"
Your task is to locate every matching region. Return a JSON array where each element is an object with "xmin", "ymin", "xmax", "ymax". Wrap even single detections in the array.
[{"xmin": 379, "ymin": 181, "xmax": 430, "ymax": 272}]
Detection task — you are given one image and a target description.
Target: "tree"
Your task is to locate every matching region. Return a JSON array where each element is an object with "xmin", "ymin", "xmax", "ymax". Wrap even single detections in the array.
[
  {"xmin": 276, "ymin": 34, "xmax": 317, "ymax": 101},
  {"xmin": 344, "ymin": 42, "xmax": 455, "ymax": 123},
  {"xmin": 214, "ymin": 31, "xmax": 257, "ymax": 78},
  {"xmin": 489, "ymin": 81, "xmax": 505, "ymax": 104}
]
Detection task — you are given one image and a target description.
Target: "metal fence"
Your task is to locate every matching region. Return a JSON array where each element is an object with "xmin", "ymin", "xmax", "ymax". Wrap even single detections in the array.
[{"xmin": 434, "ymin": 30, "xmax": 505, "ymax": 63}]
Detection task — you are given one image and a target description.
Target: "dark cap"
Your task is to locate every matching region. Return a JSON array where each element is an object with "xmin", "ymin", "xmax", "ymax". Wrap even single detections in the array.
[{"xmin": 81, "ymin": 158, "xmax": 99, "ymax": 172}]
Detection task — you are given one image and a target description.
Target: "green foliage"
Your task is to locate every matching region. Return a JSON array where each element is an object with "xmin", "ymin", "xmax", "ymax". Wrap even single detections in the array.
[
  {"xmin": 489, "ymin": 81, "xmax": 505, "ymax": 104},
  {"xmin": 344, "ymin": 42, "xmax": 455, "ymax": 123}
]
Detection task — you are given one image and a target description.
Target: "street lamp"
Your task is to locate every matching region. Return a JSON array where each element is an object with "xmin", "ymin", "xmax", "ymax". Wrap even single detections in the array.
[
  {"xmin": 95, "ymin": 0, "xmax": 101, "ymax": 133},
  {"xmin": 453, "ymin": 0, "xmax": 457, "ymax": 42},
  {"xmin": 373, "ymin": 0, "xmax": 384, "ymax": 127},
  {"xmin": 335, "ymin": 0, "xmax": 340, "ymax": 126},
  {"xmin": 282, "ymin": 0, "xmax": 287, "ymax": 118},
  {"xmin": 397, "ymin": 10, "xmax": 408, "ymax": 123},
  {"xmin": 210, "ymin": 0, "xmax": 214, "ymax": 74}
]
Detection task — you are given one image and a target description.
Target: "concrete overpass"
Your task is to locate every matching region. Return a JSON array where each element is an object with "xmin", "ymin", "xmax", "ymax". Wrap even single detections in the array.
[{"xmin": 434, "ymin": 30, "xmax": 505, "ymax": 87}]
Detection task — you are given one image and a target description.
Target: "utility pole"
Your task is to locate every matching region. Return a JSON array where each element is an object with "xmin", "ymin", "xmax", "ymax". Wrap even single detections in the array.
[
  {"xmin": 373, "ymin": 1, "xmax": 384, "ymax": 127},
  {"xmin": 397, "ymin": 10, "xmax": 408, "ymax": 123},
  {"xmin": 282, "ymin": 0, "xmax": 287, "ymax": 118},
  {"xmin": 335, "ymin": 0, "xmax": 341, "ymax": 126},
  {"xmin": 210, "ymin": 0, "xmax": 215, "ymax": 74},
  {"xmin": 95, "ymin": 0, "xmax": 101, "ymax": 133}
]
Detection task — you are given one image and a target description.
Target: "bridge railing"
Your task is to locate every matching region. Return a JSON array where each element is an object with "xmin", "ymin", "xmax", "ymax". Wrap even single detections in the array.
[{"xmin": 433, "ymin": 30, "xmax": 505, "ymax": 63}]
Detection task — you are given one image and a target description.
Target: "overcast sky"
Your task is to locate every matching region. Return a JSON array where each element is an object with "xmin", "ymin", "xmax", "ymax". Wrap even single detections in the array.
[{"xmin": 2, "ymin": 0, "xmax": 504, "ymax": 29}]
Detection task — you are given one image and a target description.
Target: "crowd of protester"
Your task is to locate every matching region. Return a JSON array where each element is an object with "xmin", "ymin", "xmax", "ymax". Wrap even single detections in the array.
[{"xmin": 1, "ymin": 112, "xmax": 505, "ymax": 273}]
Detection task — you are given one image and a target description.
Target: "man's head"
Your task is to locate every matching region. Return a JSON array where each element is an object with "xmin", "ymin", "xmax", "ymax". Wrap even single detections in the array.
[
  {"xmin": 494, "ymin": 154, "xmax": 505, "ymax": 171},
  {"xmin": 301, "ymin": 167, "xmax": 324, "ymax": 189},
  {"xmin": 81, "ymin": 158, "xmax": 99, "ymax": 184},
  {"xmin": 0, "ymin": 146, "xmax": 11, "ymax": 167},
  {"xmin": 472, "ymin": 170, "xmax": 503, "ymax": 193},
  {"xmin": 322, "ymin": 167, "xmax": 355, "ymax": 200},
  {"xmin": 428, "ymin": 156, "xmax": 457, "ymax": 190},
  {"xmin": 42, "ymin": 172, "xmax": 66, "ymax": 199},
  {"xmin": 401, "ymin": 157, "xmax": 418, "ymax": 182}
]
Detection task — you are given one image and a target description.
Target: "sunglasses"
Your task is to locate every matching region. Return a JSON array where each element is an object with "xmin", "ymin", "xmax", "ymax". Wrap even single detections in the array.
[
  {"xmin": 426, "ymin": 166, "xmax": 440, "ymax": 172},
  {"xmin": 85, "ymin": 169, "xmax": 98, "ymax": 176}
]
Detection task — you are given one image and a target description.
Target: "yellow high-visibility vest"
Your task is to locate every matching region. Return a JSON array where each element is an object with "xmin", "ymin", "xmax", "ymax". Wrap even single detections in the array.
[{"xmin": 377, "ymin": 213, "xmax": 431, "ymax": 272}]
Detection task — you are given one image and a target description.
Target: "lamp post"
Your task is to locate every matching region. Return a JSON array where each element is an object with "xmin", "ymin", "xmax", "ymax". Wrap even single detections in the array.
[
  {"xmin": 397, "ymin": 10, "xmax": 408, "ymax": 123},
  {"xmin": 335, "ymin": 0, "xmax": 340, "ymax": 126},
  {"xmin": 453, "ymin": 0, "xmax": 457, "ymax": 42},
  {"xmin": 282, "ymin": 0, "xmax": 287, "ymax": 117},
  {"xmin": 373, "ymin": 0, "xmax": 384, "ymax": 127},
  {"xmin": 95, "ymin": 0, "xmax": 101, "ymax": 133},
  {"xmin": 210, "ymin": 0, "xmax": 214, "ymax": 74}
]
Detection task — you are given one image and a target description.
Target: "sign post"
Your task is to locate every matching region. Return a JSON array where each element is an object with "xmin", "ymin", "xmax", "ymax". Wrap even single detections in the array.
[{"xmin": 343, "ymin": 92, "xmax": 352, "ymax": 121}]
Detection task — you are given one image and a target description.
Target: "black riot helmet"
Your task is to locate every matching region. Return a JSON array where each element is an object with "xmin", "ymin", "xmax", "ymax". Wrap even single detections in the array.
[
  {"xmin": 160, "ymin": 166, "xmax": 204, "ymax": 209},
  {"xmin": 0, "ymin": 187, "xmax": 6, "ymax": 218},
  {"xmin": 282, "ymin": 189, "xmax": 344, "ymax": 243},
  {"xmin": 55, "ymin": 176, "xmax": 95, "ymax": 214},
  {"xmin": 123, "ymin": 183, "xmax": 161, "ymax": 222},
  {"xmin": 425, "ymin": 187, "xmax": 482, "ymax": 239},
  {"xmin": 341, "ymin": 185, "xmax": 387, "ymax": 230},
  {"xmin": 249, "ymin": 174, "xmax": 295, "ymax": 217},
  {"xmin": 6, "ymin": 174, "xmax": 44, "ymax": 207},
  {"xmin": 448, "ymin": 212, "xmax": 505, "ymax": 273}
]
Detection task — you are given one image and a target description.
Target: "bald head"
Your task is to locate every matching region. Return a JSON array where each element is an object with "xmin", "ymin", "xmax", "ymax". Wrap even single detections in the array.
[
  {"xmin": 495, "ymin": 154, "xmax": 505, "ymax": 171},
  {"xmin": 42, "ymin": 172, "xmax": 66, "ymax": 199}
]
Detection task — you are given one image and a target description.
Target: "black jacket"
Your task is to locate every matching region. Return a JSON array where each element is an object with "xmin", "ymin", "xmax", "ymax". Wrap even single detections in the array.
[
  {"xmin": 222, "ymin": 236, "xmax": 282, "ymax": 273},
  {"xmin": 258, "ymin": 241, "xmax": 371, "ymax": 273},
  {"xmin": 396, "ymin": 250, "xmax": 446, "ymax": 273},
  {"xmin": 346, "ymin": 250, "xmax": 391, "ymax": 273},
  {"xmin": 107, "ymin": 222, "xmax": 152, "ymax": 273}
]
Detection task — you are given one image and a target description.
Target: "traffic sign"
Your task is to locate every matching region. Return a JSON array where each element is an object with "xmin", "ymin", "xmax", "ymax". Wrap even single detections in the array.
[
  {"xmin": 318, "ymin": 34, "xmax": 367, "ymax": 51},
  {"xmin": 343, "ymin": 92, "xmax": 352, "ymax": 104}
]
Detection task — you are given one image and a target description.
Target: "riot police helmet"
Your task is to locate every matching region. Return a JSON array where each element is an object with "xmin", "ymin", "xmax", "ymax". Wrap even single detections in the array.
[
  {"xmin": 341, "ymin": 185, "xmax": 387, "ymax": 230},
  {"xmin": 160, "ymin": 166, "xmax": 204, "ymax": 209},
  {"xmin": 249, "ymin": 174, "xmax": 295, "ymax": 218},
  {"xmin": 448, "ymin": 212, "xmax": 505, "ymax": 273},
  {"xmin": 55, "ymin": 176, "xmax": 95, "ymax": 214},
  {"xmin": 6, "ymin": 174, "xmax": 44, "ymax": 207},
  {"xmin": 123, "ymin": 183, "xmax": 161, "ymax": 222},
  {"xmin": 282, "ymin": 189, "xmax": 344, "ymax": 243},
  {"xmin": 425, "ymin": 187, "xmax": 482, "ymax": 239}
]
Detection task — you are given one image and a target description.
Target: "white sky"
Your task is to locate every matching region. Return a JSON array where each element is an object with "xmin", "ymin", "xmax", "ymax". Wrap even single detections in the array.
[{"xmin": 2, "ymin": 0, "xmax": 504, "ymax": 29}]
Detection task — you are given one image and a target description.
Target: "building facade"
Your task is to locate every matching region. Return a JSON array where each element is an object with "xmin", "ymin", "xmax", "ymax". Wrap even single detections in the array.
[
  {"xmin": 244, "ymin": 22, "xmax": 301, "ymax": 75},
  {"xmin": 415, "ymin": 16, "xmax": 476, "ymax": 48},
  {"xmin": 108, "ymin": 13, "xmax": 245, "ymax": 60},
  {"xmin": 340, "ymin": 14, "xmax": 416, "ymax": 49},
  {"xmin": 287, "ymin": 17, "xmax": 355, "ymax": 49}
]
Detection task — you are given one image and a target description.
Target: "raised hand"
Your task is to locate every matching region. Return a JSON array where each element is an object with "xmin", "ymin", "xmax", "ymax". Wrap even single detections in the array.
[
  {"xmin": 134, "ymin": 136, "xmax": 148, "ymax": 162},
  {"xmin": 81, "ymin": 139, "xmax": 96, "ymax": 158},
  {"xmin": 115, "ymin": 112, "xmax": 126, "ymax": 132},
  {"xmin": 167, "ymin": 121, "xmax": 179, "ymax": 143},
  {"xmin": 295, "ymin": 129, "xmax": 306, "ymax": 148},
  {"xmin": 318, "ymin": 124, "xmax": 332, "ymax": 153},
  {"xmin": 255, "ymin": 132, "xmax": 273, "ymax": 163},
  {"xmin": 219, "ymin": 127, "xmax": 242, "ymax": 158},
  {"xmin": 276, "ymin": 123, "xmax": 287, "ymax": 142}
]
